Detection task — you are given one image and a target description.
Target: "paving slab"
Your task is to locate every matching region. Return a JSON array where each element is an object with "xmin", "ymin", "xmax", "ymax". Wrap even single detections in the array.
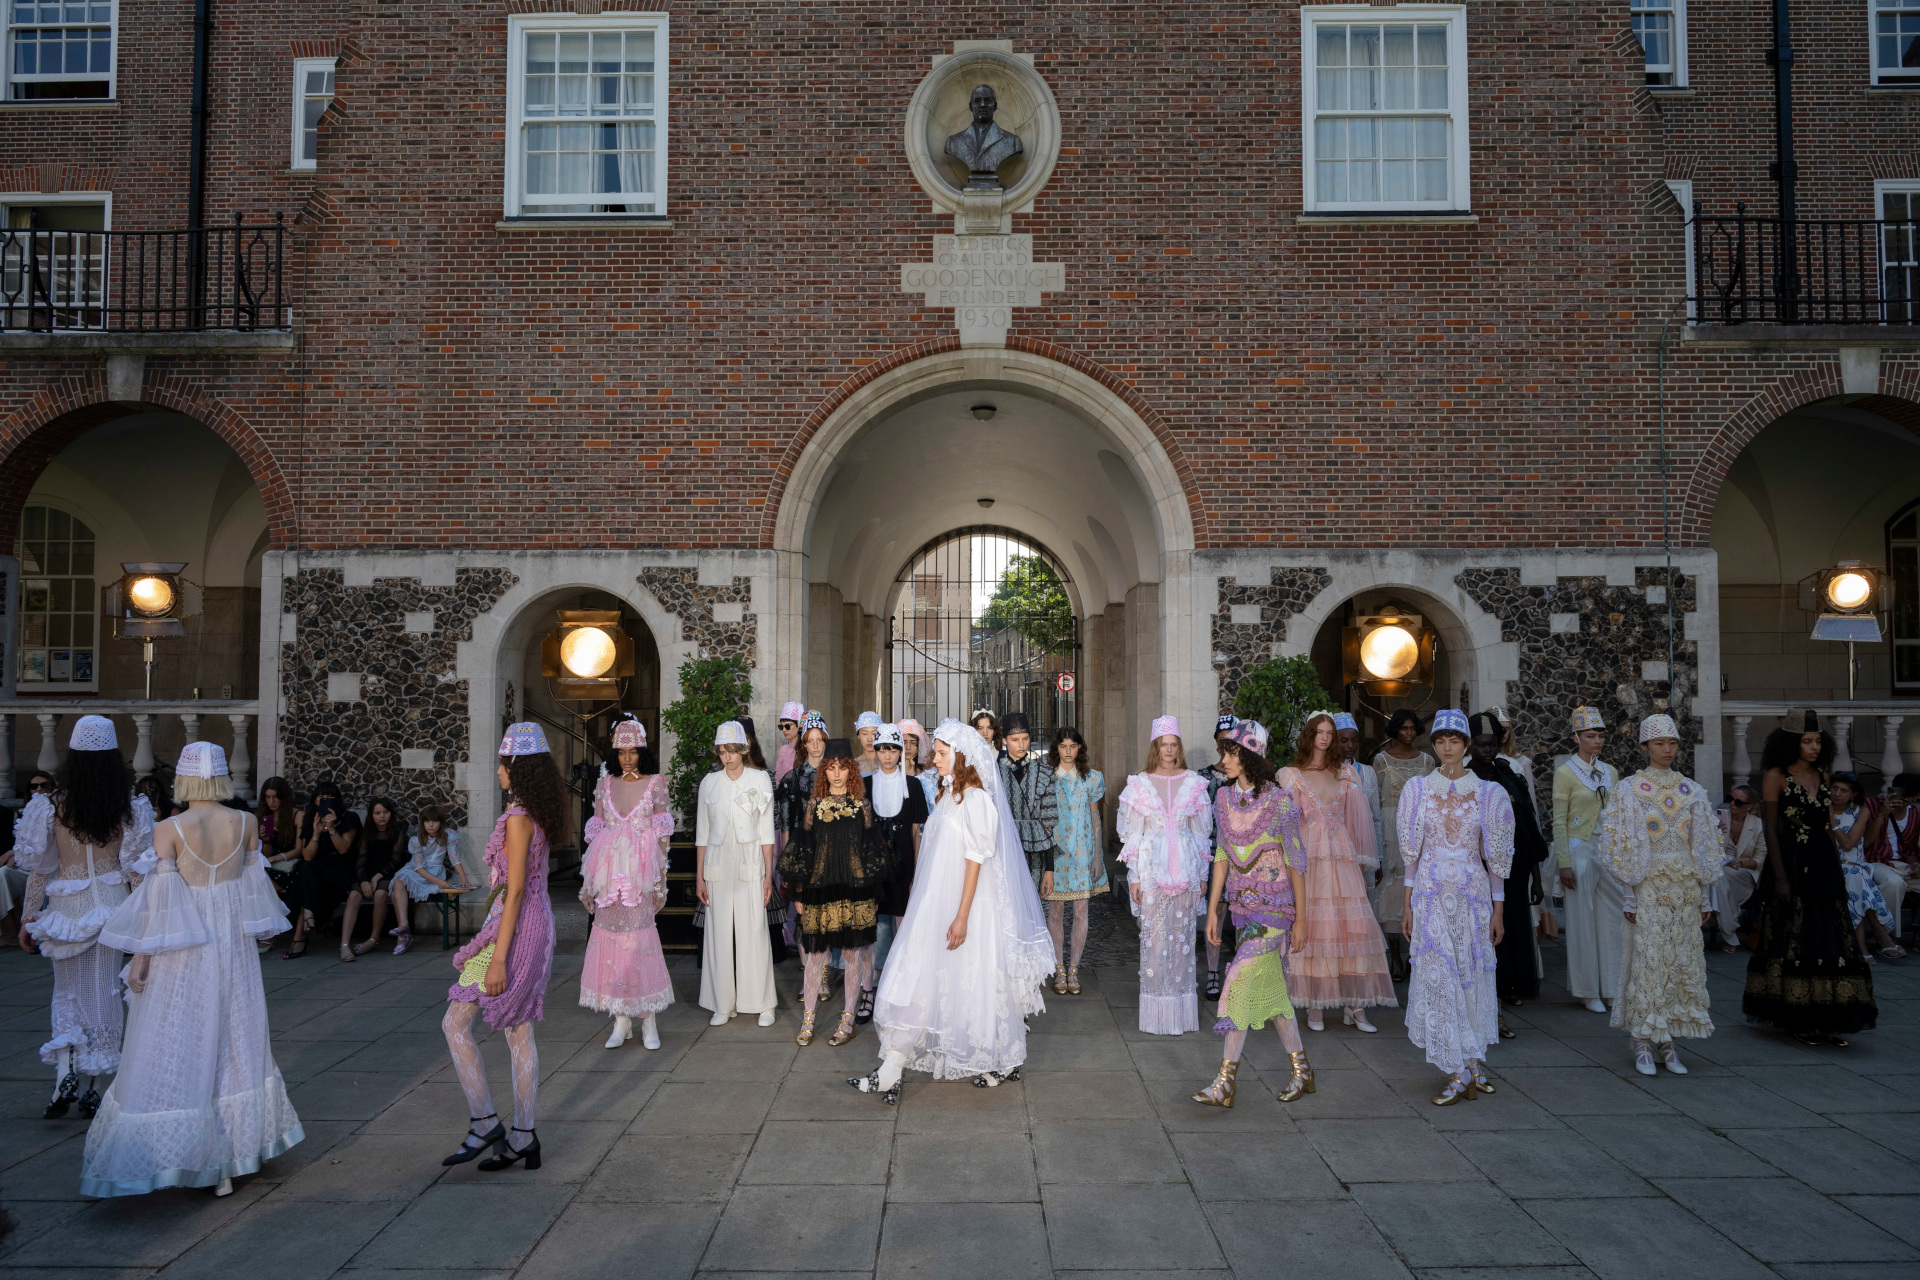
[
  {"xmin": 1297, "ymin": 1118, "xmax": 1483, "ymax": 1184},
  {"xmin": 273, "ymin": 1132, "xmax": 455, "ymax": 1202},
  {"xmin": 1205, "ymin": 1196, "xmax": 1411, "ymax": 1280},
  {"xmin": 876, "ymin": 1201, "xmax": 1051, "ymax": 1280},
  {"xmin": 349, "ymin": 1183, "xmax": 573, "ymax": 1271},
  {"xmin": 887, "ymin": 1131, "xmax": 1039, "ymax": 1203},
  {"xmin": 2, "ymin": 1180, "xmax": 270, "ymax": 1268},
  {"xmin": 1654, "ymin": 1177, "xmax": 1918, "ymax": 1264},
  {"xmin": 1032, "ymin": 1119, "xmax": 1182, "ymax": 1184},
  {"xmin": 1022, "ymin": 1069, "xmax": 1155, "ymax": 1120},
  {"xmin": 1169, "ymin": 1129, "xmax": 1347, "ymax": 1201},
  {"xmin": 516, "ymin": 1200, "xmax": 720, "ymax": 1280},
  {"xmin": 739, "ymin": 1119, "xmax": 893, "ymax": 1185},
  {"xmin": 1352, "ymin": 1180, "xmax": 1577, "ymax": 1268},
  {"xmin": 1041, "ymin": 1183, "xmax": 1225, "ymax": 1271},
  {"xmin": 577, "ymin": 1131, "xmax": 754, "ymax": 1203},
  {"xmin": 701, "ymin": 1185, "xmax": 885, "ymax": 1272},
  {"xmin": 1021, "ymin": 1031, "xmax": 1137, "ymax": 1071},
  {"xmin": 893, "ymin": 1076, "xmax": 1028, "ymax": 1134},
  {"xmin": 1723, "ymin": 1126, "xmax": 1920, "ymax": 1194},
  {"xmin": 629, "ymin": 1080, "xmax": 778, "ymax": 1135},
  {"xmin": 162, "ymin": 1194, "xmax": 405, "ymax": 1280},
  {"xmin": 1499, "ymin": 1066, "xmax": 1680, "ymax": 1116},
  {"xmin": 1830, "ymin": 1195, "xmax": 1920, "ymax": 1249},
  {"xmin": 1521, "ymin": 1195, "xmax": 1776, "ymax": 1280},
  {"xmin": 1449, "ymin": 1128, "xmax": 1658, "ymax": 1198},
  {"xmin": 1566, "ymin": 1114, "xmax": 1779, "ymax": 1180}
]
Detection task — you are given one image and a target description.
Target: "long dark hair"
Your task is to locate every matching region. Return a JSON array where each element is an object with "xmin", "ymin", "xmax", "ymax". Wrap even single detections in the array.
[
  {"xmin": 55, "ymin": 747, "xmax": 133, "ymax": 847},
  {"xmin": 811, "ymin": 753, "xmax": 867, "ymax": 802},
  {"xmin": 737, "ymin": 716, "xmax": 770, "ymax": 772},
  {"xmin": 1760, "ymin": 727, "xmax": 1835, "ymax": 777},
  {"xmin": 503, "ymin": 753, "xmax": 568, "ymax": 842},
  {"xmin": 1049, "ymin": 725, "xmax": 1092, "ymax": 778},
  {"xmin": 1219, "ymin": 740, "xmax": 1276, "ymax": 794},
  {"xmin": 257, "ymin": 776, "xmax": 297, "ymax": 851},
  {"xmin": 366, "ymin": 796, "xmax": 407, "ymax": 848},
  {"xmin": 602, "ymin": 716, "xmax": 660, "ymax": 776},
  {"xmin": 1386, "ymin": 709, "xmax": 1423, "ymax": 740}
]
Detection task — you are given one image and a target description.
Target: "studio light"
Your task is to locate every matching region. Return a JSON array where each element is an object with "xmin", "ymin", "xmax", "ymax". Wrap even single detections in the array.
[
  {"xmin": 1342, "ymin": 607, "xmax": 1437, "ymax": 701},
  {"xmin": 542, "ymin": 609, "xmax": 634, "ymax": 703},
  {"xmin": 1359, "ymin": 623, "xmax": 1419, "ymax": 681},
  {"xmin": 1808, "ymin": 560, "xmax": 1886, "ymax": 698},
  {"xmin": 103, "ymin": 562, "xmax": 199, "ymax": 700}
]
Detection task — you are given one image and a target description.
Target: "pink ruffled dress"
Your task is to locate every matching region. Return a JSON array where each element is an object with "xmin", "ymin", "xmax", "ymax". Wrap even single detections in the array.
[
  {"xmin": 578, "ymin": 774, "xmax": 676, "ymax": 1017},
  {"xmin": 1279, "ymin": 764, "xmax": 1398, "ymax": 1010},
  {"xmin": 448, "ymin": 808, "xmax": 554, "ymax": 1029}
]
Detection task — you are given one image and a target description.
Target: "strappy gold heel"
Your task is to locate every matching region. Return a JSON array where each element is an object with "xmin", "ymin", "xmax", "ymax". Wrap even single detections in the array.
[
  {"xmin": 828, "ymin": 1010, "xmax": 857, "ymax": 1046},
  {"xmin": 1066, "ymin": 965, "xmax": 1081, "ymax": 995},
  {"xmin": 795, "ymin": 1009, "xmax": 817, "ymax": 1047},
  {"xmin": 1469, "ymin": 1065, "xmax": 1496, "ymax": 1095},
  {"xmin": 1191, "ymin": 1059, "xmax": 1239, "ymax": 1108},
  {"xmin": 1277, "ymin": 1050, "xmax": 1315, "ymax": 1101},
  {"xmin": 1054, "ymin": 969, "xmax": 1069, "ymax": 994},
  {"xmin": 1432, "ymin": 1073, "xmax": 1477, "ymax": 1106}
]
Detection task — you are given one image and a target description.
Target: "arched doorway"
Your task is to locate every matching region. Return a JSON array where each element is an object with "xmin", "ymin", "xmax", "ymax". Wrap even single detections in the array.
[
  {"xmin": 886, "ymin": 527, "xmax": 1079, "ymax": 735},
  {"xmin": 1305, "ymin": 586, "xmax": 1474, "ymax": 746},
  {"xmin": 772, "ymin": 347, "xmax": 1197, "ymax": 776},
  {"xmin": 4, "ymin": 409, "xmax": 270, "ymax": 787}
]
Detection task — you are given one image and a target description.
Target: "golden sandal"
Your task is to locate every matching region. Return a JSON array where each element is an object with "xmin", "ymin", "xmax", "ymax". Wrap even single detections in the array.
[
  {"xmin": 795, "ymin": 1009, "xmax": 816, "ymax": 1047},
  {"xmin": 828, "ymin": 1010, "xmax": 857, "ymax": 1047},
  {"xmin": 1191, "ymin": 1059, "xmax": 1239, "ymax": 1108}
]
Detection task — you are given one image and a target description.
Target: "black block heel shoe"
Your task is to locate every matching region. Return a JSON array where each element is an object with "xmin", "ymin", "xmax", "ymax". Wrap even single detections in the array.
[
  {"xmin": 441, "ymin": 1114, "xmax": 505, "ymax": 1166},
  {"xmin": 44, "ymin": 1071, "xmax": 79, "ymax": 1119},
  {"xmin": 479, "ymin": 1128, "xmax": 541, "ymax": 1171}
]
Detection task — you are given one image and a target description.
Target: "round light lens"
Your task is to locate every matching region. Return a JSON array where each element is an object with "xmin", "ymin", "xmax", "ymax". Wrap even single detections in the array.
[
  {"xmin": 1827, "ymin": 571, "xmax": 1873, "ymax": 611},
  {"xmin": 1360, "ymin": 624, "xmax": 1419, "ymax": 680},
  {"xmin": 127, "ymin": 575, "xmax": 175, "ymax": 617},
  {"xmin": 559, "ymin": 626, "xmax": 617, "ymax": 679}
]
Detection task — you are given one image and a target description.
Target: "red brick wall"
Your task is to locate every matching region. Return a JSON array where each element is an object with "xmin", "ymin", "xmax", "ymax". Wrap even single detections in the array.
[{"xmin": 0, "ymin": 1, "xmax": 1915, "ymax": 554}]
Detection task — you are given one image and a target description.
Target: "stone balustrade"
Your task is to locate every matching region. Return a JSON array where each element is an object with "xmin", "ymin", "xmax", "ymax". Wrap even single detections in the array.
[
  {"xmin": 0, "ymin": 700, "xmax": 261, "ymax": 803},
  {"xmin": 1722, "ymin": 699, "xmax": 1915, "ymax": 790}
]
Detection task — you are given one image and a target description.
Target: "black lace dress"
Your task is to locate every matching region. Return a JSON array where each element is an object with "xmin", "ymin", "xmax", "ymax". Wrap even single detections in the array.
[
  {"xmin": 1743, "ymin": 775, "xmax": 1877, "ymax": 1035},
  {"xmin": 777, "ymin": 793, "xmax": 887, "ymax": 953}
]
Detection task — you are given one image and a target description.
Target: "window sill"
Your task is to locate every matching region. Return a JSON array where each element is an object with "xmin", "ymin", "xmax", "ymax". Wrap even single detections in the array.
[
  {"xmin": 1646, "ymin": 85, "xmax": 1696, "ymax": 98},
  {"xmin": 0, "ymin": 97, "xmax": 118, "ymax": 111},
  {"xmin": 495, "ymin": 218, "xmax": 674, "ymax": 231},
  {"xmin": 1865, "ymin": 84, "xmax": 1920, "ymax": 95},
  {"xmin": 1295, "ymin": 212, "xmax": 1478, "ymax": 225}
]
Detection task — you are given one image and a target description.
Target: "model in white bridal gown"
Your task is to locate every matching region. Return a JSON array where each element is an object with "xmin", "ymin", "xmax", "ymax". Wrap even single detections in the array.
[{"xmin": 864, "ymin": 720, "xmax": 1053, "ymax": 1084}]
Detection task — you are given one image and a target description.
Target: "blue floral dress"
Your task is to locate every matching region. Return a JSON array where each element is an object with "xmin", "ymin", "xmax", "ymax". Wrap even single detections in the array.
[{"xmin": 1046, "ymin": 769, "xmax": 1108, "ymax": 900}]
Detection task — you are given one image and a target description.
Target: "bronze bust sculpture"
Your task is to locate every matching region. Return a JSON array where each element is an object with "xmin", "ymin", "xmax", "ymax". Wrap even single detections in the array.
[{"xmin": 944, "ymin": 84, "xmax": 1023, "ymax": 190}]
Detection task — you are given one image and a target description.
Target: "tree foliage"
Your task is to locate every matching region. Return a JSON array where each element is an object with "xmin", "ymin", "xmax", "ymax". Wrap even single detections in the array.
[
  {"xmin": 975, "ymin": 554, "xmax": 1074, "ymax": 655},
  {"xmin": 1230, "ymin": 656, "xmax": 1337, "ymax": 766},
  {"xmin": 661, "ymin": 654, "xmax": 753, "ymax": 822}
]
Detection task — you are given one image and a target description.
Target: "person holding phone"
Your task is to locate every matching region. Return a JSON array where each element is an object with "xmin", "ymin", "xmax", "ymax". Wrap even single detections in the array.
[{"xmin": 281, "ymin": 781, "xmax": 359, "ymax": 960}]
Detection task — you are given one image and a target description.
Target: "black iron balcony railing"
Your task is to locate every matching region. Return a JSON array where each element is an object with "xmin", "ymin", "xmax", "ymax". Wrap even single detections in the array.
[
  {"xmin": 1692, "ymin": 203, "xmax": 1920, "ymax": 326},
  {"xmin": 0, "ymin": 212, "xmax": 287, "ymax": 333}
]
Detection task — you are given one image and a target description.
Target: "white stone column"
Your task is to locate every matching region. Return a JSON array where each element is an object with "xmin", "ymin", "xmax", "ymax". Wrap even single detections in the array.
[
  {"xmin": 0, "ymin": 713, "xmax": 13, "ymax": 803},
  {"xmin": 131, "ymin": 714, "xmax": 155, "ymax": 781},
  {"xmin": 179, "ymin": 711, "xmax": 201, "ymax": 747},
  {"xmin": 1730, "ymin": 715, "xmax": 1754, "ymax": 789},
  {"xmin": 1834, "ymin": 715, "xmax": 1855, "ymax": 773},
  {"xmin": 35, "ymin": 712, "xmax": 58, "ymax": 773},
  {"xmin": 228, "ymin": 713, "xmax": 254, "ymax": 800},
  {"xmin": 1881, "ymin": 716, "xmax": 1906, "ymax": 781}
]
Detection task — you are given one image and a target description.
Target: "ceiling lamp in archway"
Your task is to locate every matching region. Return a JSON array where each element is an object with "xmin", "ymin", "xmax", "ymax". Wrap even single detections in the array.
[
  {"xmin": 1343, "ymin": 608, "xmax": 1436, "ymax": 702},
  {"xmin": 542, "ymin": 609, "xmax": 634, "ymax": 705}
]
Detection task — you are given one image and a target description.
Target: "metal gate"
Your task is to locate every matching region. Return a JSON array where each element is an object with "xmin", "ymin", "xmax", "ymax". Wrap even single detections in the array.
[{"xmin": 886, "ymin": 527, "xmax": 1079, "ymax": 736}]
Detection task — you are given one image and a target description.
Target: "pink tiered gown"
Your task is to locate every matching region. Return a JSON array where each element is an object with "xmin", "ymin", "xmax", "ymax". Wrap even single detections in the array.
[
  {"xmin": 578, "ymin": 774, "xmax": 676, "ymax": 1017},
  {"xmin": 1279, "ymin": 764, "xmax": 1398, "ymax": 1010}
]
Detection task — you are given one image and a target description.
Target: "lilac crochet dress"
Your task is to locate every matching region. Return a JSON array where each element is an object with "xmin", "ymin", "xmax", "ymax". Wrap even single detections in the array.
[{"xmin": 448, "ymin": 807, "xmax": 555, "ymax": 1029}]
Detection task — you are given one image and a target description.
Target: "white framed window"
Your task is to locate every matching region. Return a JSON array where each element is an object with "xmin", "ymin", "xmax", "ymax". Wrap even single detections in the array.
[
  {"xmin": 1632, "ymin": 1, "xmax": 1687, "ymax": 87},
  {"xmin": 504, "ymin": 12, "xmax": 666, "ymax": 218},
  {"xmin": 1300, "ymin": 6, "xmax": 1470, "ymax": 214},
  {"xmin": 1, "ymin": 191, "xmax": 109, "ymax": 329},
  {"xmin": 291, "ymin": 58, "xmax": 336, "ymax": 170},
  {"xmin": 1665, "ymin": 179, "xmax": 1695, "ymax": 320},
  {"xmin": 1878, "ymin": 180, "xmax": 1920, "ymax": 324},
  {"xmin": 1876, "ymin": 0, "xmax": 1920, "ymax": 84},
  {"xmin": 13, "ymin": 504, "xmax": 100, "ymax": 691},
  {"xmin": 5, "ymin": 0, "xmax": 114, "ymax": 100}
]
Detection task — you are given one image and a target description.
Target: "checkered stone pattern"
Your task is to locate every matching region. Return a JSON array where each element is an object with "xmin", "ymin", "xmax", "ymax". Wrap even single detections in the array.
[
  {"xmin": 637, "ymin": 569, "xmax": 756, "ymax": 665},
  {"xmin": 1457, "ymin": 565, "xmax": 1701, "ymax": 800},
  {"xmin": 1212, "ymin": 566, "xmax": 1333, "ymax": 711},
  {"xmin": 280, "ymin": 566, "xmax": 519, "ymax": 825}
]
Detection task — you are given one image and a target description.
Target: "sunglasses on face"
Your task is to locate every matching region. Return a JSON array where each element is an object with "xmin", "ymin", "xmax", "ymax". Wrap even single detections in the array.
[
  {"xmin": 29, "ymin": 780, "xmax": 52, "ymax": 792},
  {"xmin": 1730, "ymin": 798, "xmax": 1752, "ymax": 808}
]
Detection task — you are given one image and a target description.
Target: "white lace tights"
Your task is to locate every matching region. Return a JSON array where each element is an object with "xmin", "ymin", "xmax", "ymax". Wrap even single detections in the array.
[
  {"xmin": 1046, "ymin": 900, "xmax": 1090, "ymax": 969},
  {"xmin": 1219, "ymin": 1015, "xmax": 1304, "ymax": 1064},
  {"xmin": 442, "ymin": 1002, "xmax": 539, "ymax": 1148},
  {"xmin": 803, "ymin": 946, "xmax": 871, "ymax": 1015}
]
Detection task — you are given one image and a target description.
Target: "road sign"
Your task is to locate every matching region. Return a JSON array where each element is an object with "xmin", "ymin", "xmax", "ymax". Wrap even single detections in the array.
[{"xmin": 1056, "ymin": 672, "xmax": 1075, "ymax": 694}]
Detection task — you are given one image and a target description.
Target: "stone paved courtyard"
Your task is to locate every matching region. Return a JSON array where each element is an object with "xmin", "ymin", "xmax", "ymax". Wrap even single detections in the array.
[{"xmin": 1, "ymin": 923, "xmax": 1917, "ymax": 1280}]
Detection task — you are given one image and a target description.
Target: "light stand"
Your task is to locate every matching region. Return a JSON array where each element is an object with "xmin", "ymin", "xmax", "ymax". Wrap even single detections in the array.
[
  {"xmin": 1808, "ymin": 562, "xmax": 1884, "ymax": 701},
  {"xmin": 104, "ymin": 563, "xmax": 196, "ymax": 700}
]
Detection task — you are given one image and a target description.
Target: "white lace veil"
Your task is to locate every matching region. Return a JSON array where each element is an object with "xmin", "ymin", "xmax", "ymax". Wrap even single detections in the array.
[{"xmin": 933, "ymin": 720, "xmax": 1054, "ymax": 993}]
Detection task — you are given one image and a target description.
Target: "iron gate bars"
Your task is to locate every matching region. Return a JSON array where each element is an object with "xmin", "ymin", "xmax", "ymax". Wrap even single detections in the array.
[
  {"xmin": 0, "ymin": 212, "xmax": 288, "ymax": 333},
  {"xmin": 1692, "ymin": 202, "xmax": 1920, "ymax": 325},
  {"xmin": 886, "ymin": 526, "xmax": 1080, "ymax": 736}
]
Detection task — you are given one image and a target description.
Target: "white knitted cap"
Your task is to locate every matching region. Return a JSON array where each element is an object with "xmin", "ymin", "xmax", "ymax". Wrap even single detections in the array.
[{"xmin": 68, "ymin": 714, "xmax": 117, "ymax": 752}]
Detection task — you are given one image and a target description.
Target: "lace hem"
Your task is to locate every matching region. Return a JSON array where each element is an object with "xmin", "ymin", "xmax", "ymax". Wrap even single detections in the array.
[
  {"xmin": 578, "ymin": 986, "xmax": 675, "ymax": 1016},
  {"xmin": 26, "ymin": 903, "xmax": 116, "ymax": 946},
  {"xmin": 39, "ymin": 1026, "xmax": 121, "ymax": 1076},
  {"xmin": 79, "ymin": 1074, "xmax": 304, "ymax": 1198},
  {"xmin": 1137, "ymin": 990, "xmax": 1199, "ymax": 1035}
]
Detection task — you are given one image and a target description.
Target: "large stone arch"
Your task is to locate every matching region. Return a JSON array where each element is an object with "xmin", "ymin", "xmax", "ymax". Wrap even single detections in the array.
[{"xmin": 0, "ymin": 368, "xmax": 295, "ymax": 547}]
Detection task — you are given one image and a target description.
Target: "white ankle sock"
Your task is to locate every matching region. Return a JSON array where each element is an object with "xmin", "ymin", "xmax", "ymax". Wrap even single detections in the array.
[{"xmin": 876, "ymin": 1050, "xmax": 907, "ymax": 1092}]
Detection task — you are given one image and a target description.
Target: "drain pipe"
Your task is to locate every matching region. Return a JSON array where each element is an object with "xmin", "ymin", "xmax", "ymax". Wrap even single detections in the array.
[{"xmin": 186, "ymin": 0, "xmax": 210, "ymax": 321}]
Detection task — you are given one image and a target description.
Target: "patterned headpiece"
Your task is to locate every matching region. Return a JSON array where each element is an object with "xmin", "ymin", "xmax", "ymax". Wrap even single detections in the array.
[
  {"xmin": 68, "ymin": 714, "xmax": 117, "ymax": 752},
  {"xmin": 873, "ymin": 723, "xmax": 903, "ymax": 748},
  {"xmin": 1638, "ymin": 714, "xmax": 1680, "ymax": 744},
  {"xmin": 780, "ymin": 701, "xmax": 805, "ymax": 723},
  {"xmin": 611, "ymin": 719, "xmax": 647, "ymax": 749},
  {"xmin": 800, "ymin": 710, "xmax": 827, "ymax": 734},
  {"xmin": 1227, "ymin": 720, "xmax": 1270, "ymax": 756},
  {"xmin": 499, "ymin": 721, "xmax": 550, "ymax": 757},
  {"xmin": 1431, "ymin": 709, "xmax": 1470, "ymax": 739},
  {"xmin": 1214, "ymin": 713, "xmax": 1240, "ymax": 737},
  {"xmin": 713, "ymin": 720, "xmax": 748, "ymax": 747},
  {"xmin": 1150, "ymin": 714, "xmax": 1180, "ymax": 742},
  {"xmin": 177, "ymin": 741, "xmax": 229, "ymax": 778},
  {"xmin": 1001, "ymin": 712, "xmax": 1032, "ymax": 737},
  {"xmin": 855, "ymin": 711, "xmax": 883, "ymax": 731},
  {"xmin": 1488, "ymin": 704, "xmax": 1514, "ymax": 725},
  {"xmin": 1331, "ymin": 712, "xmax": 1358, "ymax": 732},
  {"xmin": 1570, "ymin": 705, "xmax": 1605, "ymax": 732}
]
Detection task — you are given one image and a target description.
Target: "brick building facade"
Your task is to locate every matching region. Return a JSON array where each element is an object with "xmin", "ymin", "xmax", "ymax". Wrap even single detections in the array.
[{"xmin": 3, "ymin": 2, "xmax": 1918, "ymax": 836}]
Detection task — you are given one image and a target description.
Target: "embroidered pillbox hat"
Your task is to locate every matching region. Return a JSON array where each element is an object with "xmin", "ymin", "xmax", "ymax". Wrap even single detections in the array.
[
  {"xmin": 499, "ymin": 722, "xmax": 550, "ymax": 757},
  {"xmin": 800, "ymin": 710, "xmax": 827, "ymax": 734},
  {"xmin": 68, "ymin": 714, "xmax": 118, "ymax": 752},
  {"xmin": 1639, "ymin": 713, "xmax": 1680, "ymax": 744},
  {"xmin": 873, "ymin": 723, "xmax": 903, "ymax": 748},
  {"xmin": 1431, "ymin": 709, "xmax": 1470, "ymax": 739},
  {"xmin": 1228, "ymin": 720, "xmax": 1270, "ymax": 756},
  {"xmin": 1214, "ymin": 713, "xmax": 1240, "ymax": 736},
  {"xmin": 1570, "ymin": 705, "xmax": 1605, "ymax": 732},
  {"xmin": 714, "ymin": 720, "xmax": 748, "ymax": 747},
  {"xmin": 611, "ymin": 719, "xmax": 647, "ymax": 749},
  {"xmin": 1332, "ymin": 712, "xmax": 1359, "ymax": 732},
  {"xmin": 176, "ymin": 741, "xmax": 229, "ymax": 778},
  {"xmin": 780, "ymin": 701, "xmax": 805, "ymax": 723},
  {"xmin": 1150, "ymin": 714, "xmax": 1180, "ymax": 741},
  {"xmin": 855, "ymin": 711, "xmax": 883, "ymax": 731}
]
